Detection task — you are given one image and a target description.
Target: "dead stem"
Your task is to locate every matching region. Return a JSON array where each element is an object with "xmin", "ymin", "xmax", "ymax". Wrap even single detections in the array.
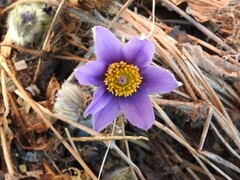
[
  {"xmin": 107, "ymin": 0, "xmax": 134, "ymax": 29},
  {"xmin": 200, "ymin": 150, "xmax": 240, "ymax": 174},
  {"xmin": 162, "ymin": 141, "xmax": 200, "ymax": 180},
  {"xmin": 0, "ymin": 55, "xmax": 98, "ymax": 180},
  {"xmin": 121, "ymin": 119, "xmax": 137, "ymax": 178},
  {"xmin": 154, "ymin": 120, "xmax": 215, "ymax": 179},
  {"xmin": 0, "ymin": 44, "xmax": 42, "ymax": 56},
  {"xmin": 158, "ymin": 0, "xmax": 237, "ymax": 54},
  {"xmin": 152, "ymin": 99, "xmax": 185, "ymax": 139},
  {"xmin": 0, "ymin": 70, "xmax": 14, "ymax": 175},
  {"xmin": 0, "ymin": 126, "xmax": 15, "ymax": 175},
  {"xmin": 42, "ymin": 0, "xmax": 66, "ymax": 52},
  {"xmin": 210, "ymin": 122, "xmax": 240, "ymax": 160},
  {"xmin": 65, "ymin": 127, "xmax": 78, "ymax": 152},
  {"xmin": 51, "ymin": 54, "xmax": 90, "ymax": 62},
  {"xmin": 113, "ymin": 145, "xmax": 145, "ymax": 180},
  {"xmin": 198, "ymin": 107, "xmax": 213, "ymax": 151},
  {"xmin": 70, "ymin": 135, "xmax": 148, "ymax": 142},
  {"xmin": 198, "ymin": 153, "xmax": 232, "ymax": 180},
  {"xmin": 1, "ymin": 0, "xmax": 239, "ymax": 179},
  {"xmin": 97, "ymin": 119, "xmax": 116, "ymax": 180},
  {"xmin": 36, "ymin": 103, "xmax": 145, "ymax": 179}
]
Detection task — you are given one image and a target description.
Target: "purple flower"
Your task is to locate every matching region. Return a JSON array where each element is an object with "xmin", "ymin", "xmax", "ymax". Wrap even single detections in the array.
[{"xmin": 75, "ymin": 26, "xmax": 181, "ymax": 131}]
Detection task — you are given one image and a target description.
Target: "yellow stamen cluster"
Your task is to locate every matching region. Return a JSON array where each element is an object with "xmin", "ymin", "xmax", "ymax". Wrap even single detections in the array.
[{"xmin": 104, "ymin": 61, "xmax": 142, "ymax": 97}]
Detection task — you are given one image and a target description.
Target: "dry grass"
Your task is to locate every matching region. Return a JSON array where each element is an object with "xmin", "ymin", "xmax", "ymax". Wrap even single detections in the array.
[{"xmin": 0, "ymin": 0, "xmax": 239, "ymax": 179}]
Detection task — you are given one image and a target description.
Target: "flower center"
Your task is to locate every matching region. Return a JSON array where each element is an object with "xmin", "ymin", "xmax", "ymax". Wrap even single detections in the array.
[{"xmin": 104, "ymin": 61, "xmax": 142, "ymax": 97}]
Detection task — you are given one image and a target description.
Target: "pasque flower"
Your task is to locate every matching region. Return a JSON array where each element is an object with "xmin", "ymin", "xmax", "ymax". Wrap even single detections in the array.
[
  {"xmin": 7, "ymin": 3, "xmax": 53, "ymax": 46},
  {"xmin": 75, "ymin": 26, "xmax": 181, "ymax": 131}
]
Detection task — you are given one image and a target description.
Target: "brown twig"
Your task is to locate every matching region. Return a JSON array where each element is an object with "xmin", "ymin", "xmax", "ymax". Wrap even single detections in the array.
[
  {"xmin": 70, "ymin": 135, "xmax": 148, "ymax": 142},
  {"xmin": 200, "ymin": 150, "xmax": 240, "ymax": 174},
  {"xmin": 154, "ymin": 120, "xmax": 215, "ymax": 179},
  {"xmin": 0, "ymin": 126, "xmax": 15, "ymax": 175},
  {"xmin": 0, "ymin": 70, "xmax": 14, "ymax": 175},
  {"xmin": 107, "ymin": 0, "xmax": 135, "ymax": 29},
  {"xmin": 36, "ymin": 103, "xmax": 145, "ymax": 179},
  {"xmin": 152, "ymin": 99, "xmax": 185, "ymax": 139},
  {"xmin": 0, "ymin": 55, "xmax": 97, "ymax": 180},
  {"xmin": 42, "ymin": 0, "xmax": 66, "ymax": 52},
  {"xmin": 158, "ymin": 0, "xmax": 237, "ymax": 54},
  {"xmin": 198, "ymin": 107, "xmax": 213, "ymax": 151},
  {"xmin": 210, "ymin": 122, "xmax": 240, "ymax": 160},
  {"xmin": 162, "ymin": 141, "xmax": 200, "ymax": 180}
]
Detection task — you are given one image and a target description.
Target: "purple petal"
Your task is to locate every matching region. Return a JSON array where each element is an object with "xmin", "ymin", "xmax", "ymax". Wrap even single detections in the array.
[
  {"xmin": 123, "ymin": 37, "xmax": 155, "ymax": 68},
  {"xmin": 92, "ymin": 98, "xmax": 120, "ymax": 131},
  {"xmin": 119, "ymin": 93, "xmax": 154, "ymax": 130},
  {"xmin": 75, "ymin": 61, "xmax": 106, "ymax": 86},
  {"xmin": 84, "ymin": 85, "xmax": 113, "ymax": 116},
  {"xmin": 93, "ymin": 26, "xmax": 123, "ymax": 63},
  {"xmin": 141, "ymin": 66, "xmax": 181, "ymax": 94}
]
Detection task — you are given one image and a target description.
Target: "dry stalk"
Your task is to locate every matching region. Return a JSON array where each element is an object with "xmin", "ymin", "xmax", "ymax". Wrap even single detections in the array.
[
  {"xmin": 162, "ymin": 141, "xmax": 200, "ymax": 180},
  {"xmin": 113, "ymin": 145, "xmax": 145, "ymax": 180},
  {"xmin": 98, "ymin": 119, "xmax": 116, "ymax": 180},
  {"xmin": 198, "ymin": 154, "xmax": 232, "ymax": 180},
  {"xmin": 212, "ymin": 106, "xmax": 240, "ymax": 149},
  {"xmin": 107, "ymin": 0, "xmax": 134, "ymax": 29},
  {"xmin": 0, "ymin": 55, "xmax": 97, "ymax": 180},
  {"xmin": 42, "ymin": 0, "xmax": 66, "ymax": 51},
  {"xmin": 154, "ymin": 121, "xmax": 215, "ymax": 179},
  {"xmin": 121, "ymin": 119, "xmax": 137, "ymax": 178},
  {"xmin": 0, "ymin": 127, "xmax": 15, "ymax": 176},
  {"xmin": 0, "ymin": 44, "xmax": 42, "ymax": 56},
  {"xmin": 65, "ymin": 128, "xmax": 78, "ymax": 152},
  {"xmin": 51, "ymin": 54, "xmax": 90, "ymax": 62},
  {"xmin": 172, "ymin": 89, "xmax": 191, "ymax": 99},
  {"xmin": 210, "ymin": 122, "xmax": 240, "ymax": 160},
  {"xmin": 70, "ymin": 135, "xmax": 148, "ymax": 142},
  {"xmin": 155, "ymin": 120, "xmax": 234, "ymax": 179},
  {"xmin": 182, "ymin": 48, "xmax": 240, "ymax": 149},
  {"xmin": 1, "ymin": 70, "xmax": 10, "ymax": 118},
  {"xmin": 200, "ymin": 150, "xmax": 240, "ymax": 174},
  {"xmin": 7, "ymin": 92, "xmax": 26, "ymax": 130},
  {"xmin": 0, "ymin": 70, "xmax": 14, "ymax": 175},
  {"xmin": 187, "ymin": 161, "xmax": 222, "ymax": 179},
  {"xmin": 198, "ymin": 107, "xmax": 213, "ymax": 151},
  {"xmin": 1, "ymin": 1, "xmax": 237, "ymax": 178},
  {"xmin": 152, "ymin": 99, "xmax": 185, "ymax": 140},
  {"xmin": 204, "ymin": 75, "xmax": 240, "ymax": 105},
  {"xmin": 37, "ymin": 103, "xmax": 145, "ymax": 179},
  {"xmin": 158, "ymin": 0, "xmax": 237, "ymax": 54}
]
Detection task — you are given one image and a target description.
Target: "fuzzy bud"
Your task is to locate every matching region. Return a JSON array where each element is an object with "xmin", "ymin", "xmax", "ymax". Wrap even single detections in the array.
[
  {"xmin": 7, "ymin": 3, "xmax": 53, "ymax": 46},
  {"xmin": 53, "ymin": 81, "xmax": 88, "ymax": 126}
]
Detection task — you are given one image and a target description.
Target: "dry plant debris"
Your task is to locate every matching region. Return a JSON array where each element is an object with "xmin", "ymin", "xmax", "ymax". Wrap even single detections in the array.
[
  {"xmin": 170, "ymin": 0, "xmax": 230, "ymax": 22},
  {"xmin": 0, "ymin": 0, "xmax": 239, "ymax": 179}
]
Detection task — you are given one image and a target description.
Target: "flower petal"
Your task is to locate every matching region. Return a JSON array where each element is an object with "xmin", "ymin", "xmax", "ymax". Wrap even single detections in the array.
[
  {"xmin": 123, "ymin": 37, "xmax": 155, "ymax": 68},
  {"xmin": 84, "ymin": 85, "xmax": 113, "ymax": 116},
  {"xmin": 141, "ymin": 66, "xmax": 181, "ymax": 94},
  {"xmin": 92, "ymin": 98, "xmax": 120, "ymax": 131},
  {"xmin": 93, "ymin": 26, "xmax": 123, "ymax": 63},
  {"xmin": 119, "ymin": 93, "xmax": 154, "ymax": 130},
  {"xmin": 75, "ymin": 61, "xmax": 106, "ymax": 86}
]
